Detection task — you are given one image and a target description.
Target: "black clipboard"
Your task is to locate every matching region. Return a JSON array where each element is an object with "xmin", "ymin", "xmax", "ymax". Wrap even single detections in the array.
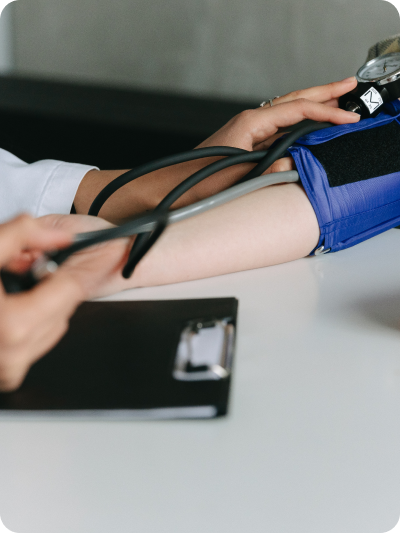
[{"xmin": 0, "ymin": 298, "xmax": 238, "ymax": 419}]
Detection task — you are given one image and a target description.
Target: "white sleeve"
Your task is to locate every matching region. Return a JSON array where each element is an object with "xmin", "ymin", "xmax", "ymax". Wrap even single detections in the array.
[{"xmin": 0, "ymin": 148, "xmax": 99, "ymax": 223}]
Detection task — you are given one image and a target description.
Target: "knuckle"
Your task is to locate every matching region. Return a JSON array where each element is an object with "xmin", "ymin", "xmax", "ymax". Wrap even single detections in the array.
[
  {"xmin": 294, "ymin": 98, "xmax": 309, "ymax": 111},
  {"xmin": 15, "ymin": 213, "xmax": 33, "ymax": 227},
  {"xmin": 236, "ymin": 109, "xmax": 257, "ymax": 123},
  {"xmin": 10, "ymin": 214, "xmax": 36, "ymax": 235},
  {"xmin": 0, "ymin": 213, "xmax": 32, "ymax": 239},
  {"xmin": 288, "ymin": 89, "xmax": 302, "ymax": 100},
  {"xmin": 229, "ymin": 109, "xmax": 258, "ymax": 131}
]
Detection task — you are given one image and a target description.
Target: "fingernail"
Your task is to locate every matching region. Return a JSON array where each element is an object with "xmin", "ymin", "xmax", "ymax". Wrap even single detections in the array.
[{"xmin": 341, "ymin": 76, "xmax": 357, "ymax": 83}]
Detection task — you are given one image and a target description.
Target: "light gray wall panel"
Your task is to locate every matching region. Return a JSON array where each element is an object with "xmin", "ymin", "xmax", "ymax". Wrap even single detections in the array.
[
  {"xmin": 13, "ymin": 0, "xmax": 400, "ymax": 101},
  {"xmin": 0, "ymin": 3, "xmax": 15, "ymax": 72}
]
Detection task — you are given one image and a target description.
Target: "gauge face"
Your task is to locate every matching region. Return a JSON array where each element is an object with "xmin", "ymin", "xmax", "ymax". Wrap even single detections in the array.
[{"xmin": 357, "ymin": 53, "xmax": 400, "ymax": 82}]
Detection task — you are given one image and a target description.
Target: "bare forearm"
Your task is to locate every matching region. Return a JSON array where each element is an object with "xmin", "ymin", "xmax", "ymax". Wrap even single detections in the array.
[
  {"xmin": 50, "ymin": 182, "xmax": 319, "ymax": 297},
  {"xmin": 128, "ymin": 182, "xmax": 319, "ymax": 289}
]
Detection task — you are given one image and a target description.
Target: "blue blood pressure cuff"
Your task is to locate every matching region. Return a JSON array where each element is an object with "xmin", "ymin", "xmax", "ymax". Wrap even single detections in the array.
[{"xmin": 287, "ymin": 100, "xmax": 400, "ymax": 254}]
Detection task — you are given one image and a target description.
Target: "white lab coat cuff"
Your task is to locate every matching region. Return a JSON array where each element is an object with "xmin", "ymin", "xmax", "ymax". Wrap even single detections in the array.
[{"xmin": 36, "ymin": 161, "xmax": 99, "ymax": 217}]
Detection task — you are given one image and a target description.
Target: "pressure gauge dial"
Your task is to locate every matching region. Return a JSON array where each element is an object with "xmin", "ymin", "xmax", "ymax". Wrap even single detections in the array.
[
  {"xmin": 339, "ymin": 52, "xmax": 400, "ymax": 119},
  {"xmin": 357, "ymin": 52, "xmax": 400, "ymax": 84}
]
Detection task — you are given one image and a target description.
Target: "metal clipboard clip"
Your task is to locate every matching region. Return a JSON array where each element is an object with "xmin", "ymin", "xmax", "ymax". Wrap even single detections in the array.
[{"xmin": 173, "ymin": 318, "xmax": 235, "ymax": 381}]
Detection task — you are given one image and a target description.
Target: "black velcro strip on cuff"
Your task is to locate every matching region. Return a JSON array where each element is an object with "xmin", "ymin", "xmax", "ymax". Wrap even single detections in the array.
[{"xmin": 306, "ymin": 120, "xmax": 400, "ymax": 188}]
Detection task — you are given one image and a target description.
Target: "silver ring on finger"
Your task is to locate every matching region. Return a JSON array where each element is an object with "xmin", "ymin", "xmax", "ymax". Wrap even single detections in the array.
[{"xmin": 260, "ymin": 96, "xmax": 281, "ymax": 108}]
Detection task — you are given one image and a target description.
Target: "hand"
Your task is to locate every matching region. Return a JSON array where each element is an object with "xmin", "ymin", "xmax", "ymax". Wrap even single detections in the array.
[
  {"xmin": 199, "ymin": 76, "xmax": 359, "ymax": 175},
  {"xmin": 264, "ymin": 76, "xmax": 359, "ymax": 174},
  {"xmin": 38, "ymin": 214, "xmax": 134, "ymax": 298},
  {"xmin": 0, "ymin": 215, "xmax": 84, "ymax": 391}
]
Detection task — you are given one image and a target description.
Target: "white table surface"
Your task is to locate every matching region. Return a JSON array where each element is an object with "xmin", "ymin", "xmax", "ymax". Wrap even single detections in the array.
[{"xmin": 2, "ymin": 230, "xmax": 400, "ymax": 533}]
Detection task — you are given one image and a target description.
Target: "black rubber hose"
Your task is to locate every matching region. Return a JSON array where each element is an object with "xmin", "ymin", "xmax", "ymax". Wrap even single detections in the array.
[
  {"xmin": 124, "ymin": 119, "xmax": 335, "ymax": 276},
  {"xmin": 49, "ymin": 210, "xmax": 169, "ymax": 266},
  {"xmin": 123, "ymin": 150, "xmax": 267, "ymax": 277},
  {"xmin": 237, "ymin": 120, "xmax": 333, "ymax": 183},
  {"xmin": 0, "ymin": 210, "xmax": 169, "ymax": 294},
  {"xmin": 88, "ymin": 146, "xmax": 249, "ymax": 217},
  {"xmin": 121, "ymin": 216, "xmax": 168, "ymax": 279}
]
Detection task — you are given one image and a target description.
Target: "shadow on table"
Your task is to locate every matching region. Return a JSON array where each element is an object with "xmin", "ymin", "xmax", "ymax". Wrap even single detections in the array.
[{"xmin": 352, "ymin": 292, "xmax": 400, "ymax": 332}]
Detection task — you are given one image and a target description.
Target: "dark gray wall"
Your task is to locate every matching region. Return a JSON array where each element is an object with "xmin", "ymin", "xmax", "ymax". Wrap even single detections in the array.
[{"xmin": 13, "ymin": 0, "xmax": 400, "ymax": 101}]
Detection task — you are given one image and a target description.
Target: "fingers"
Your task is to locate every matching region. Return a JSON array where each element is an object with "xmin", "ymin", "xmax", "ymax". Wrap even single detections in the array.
[
  {"xmin": 24, "ymin": 269, "xmax": 84, "ymax": 318},
  {"xmin": 254, "ymin": 98, "xmax": 338, "ymax": 150},
  {"xmin": 309, "ymin": 98, "xmax": 357, "ymax": 124},
  {"xmin": 248, "ymin": 98, "xmax": 359, "ymax": 147},
  {"xmin": 264, "ymin": 98, "xmax": 359, "ymax": 127},
  {"xmin": 265, "ymin": 157, "xmax": 296, "ymax": 174},
  {"xmin": 267, "ymin": 77, "xmax": 357, "ymax": 107},
  {"xmin": 324, "ymin": 99, "xmax": 339, "ymax": 108},
  {"xmin": 0, "ymin": 214, "xmax": 73, "ymax": 266},
  {"xmin": 5, "ymin": 250, "xmax": 43, "ymax": 275},
  {"xmin": 0, "ymin": 271, "xmax": 84, "ymax": 391},
  {"xmin": 1, "ymin": 272, "xmax": 83, "ymax": 351}
]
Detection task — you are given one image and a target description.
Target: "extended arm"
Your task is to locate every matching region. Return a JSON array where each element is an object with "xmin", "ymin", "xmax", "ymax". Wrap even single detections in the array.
[
  {"xmin": 46, "ymin": 86, "xmax": 362, "ymax": 296},
  {"xmin": 73, "ymin": 78, "xmax": 358, "ymax": 225},
  {"xmin": 46, "ymin": 178, "xmax": 317, "ymax": 296}
]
